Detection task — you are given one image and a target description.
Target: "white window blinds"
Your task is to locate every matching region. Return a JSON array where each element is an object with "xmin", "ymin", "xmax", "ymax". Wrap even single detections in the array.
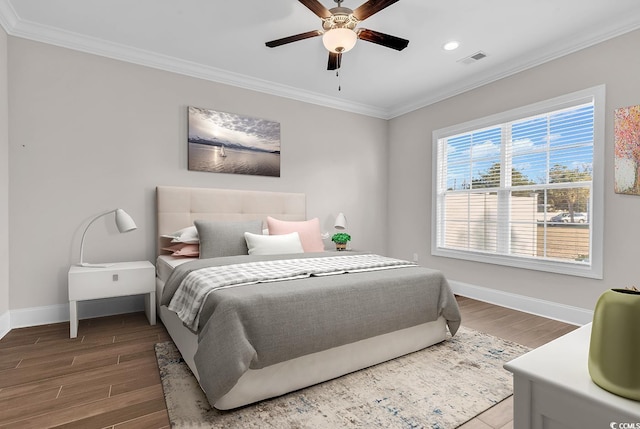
[{"xmin": 432, "ymin": 86, "xmax": 604, "ymax": 278}]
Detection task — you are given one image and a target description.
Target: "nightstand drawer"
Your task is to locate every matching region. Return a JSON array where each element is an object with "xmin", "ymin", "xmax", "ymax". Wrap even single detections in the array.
[{"xmin": 68, "ymin": 261, "xmax": 154, "ymax": 301}]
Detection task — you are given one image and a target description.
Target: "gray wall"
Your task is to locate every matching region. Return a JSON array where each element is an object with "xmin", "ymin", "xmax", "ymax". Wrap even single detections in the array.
[
  {"xmin": 5, "ymin": 26, "xmax": 640, "ymax": 321},
  {"xmin": 7, "ymin": 37, "xmax": 388, "ymax": 312},
  {"xmin": 0, "ymin": 26, "xmax": 8, "ymax": 320},
  {"xmin": 388, "ymin": 29, "xmax": 640, "ymax": 312}
]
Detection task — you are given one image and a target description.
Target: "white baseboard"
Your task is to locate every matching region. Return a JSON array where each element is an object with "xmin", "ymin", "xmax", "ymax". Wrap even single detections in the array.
[
  {"xmin": 450, "ymin": 280, "xmax": 593, "ymax": 326},
  {"xmin": 6, "ymin": 295, "xmax": 145, "ymax": 332},
  {"xmin": 0, "ymin": 310, "xmax": 10, "ymax": 339},
  {"xmin": 1, "ymin": 283, "xmax": 592, "ymax": 339}
]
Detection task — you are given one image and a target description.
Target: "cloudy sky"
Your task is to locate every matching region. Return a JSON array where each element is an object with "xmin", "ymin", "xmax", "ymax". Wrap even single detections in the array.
[{"xmin": 188, "ymin": 106, "xmax": 280, "ymax": 151}]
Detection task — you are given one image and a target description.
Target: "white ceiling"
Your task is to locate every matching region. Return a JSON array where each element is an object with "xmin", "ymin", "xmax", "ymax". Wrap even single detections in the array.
[{"xmin": 1, "ymin": 0, "xmax": 639, "ymax": 118}]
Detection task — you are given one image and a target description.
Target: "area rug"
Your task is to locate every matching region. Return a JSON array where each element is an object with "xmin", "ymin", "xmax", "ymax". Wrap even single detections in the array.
[{"xmin": 155, "ymin": 327, "xmax": 529, "ymax": 428}]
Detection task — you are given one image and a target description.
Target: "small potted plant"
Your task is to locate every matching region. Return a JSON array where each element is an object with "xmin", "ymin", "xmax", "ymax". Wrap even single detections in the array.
[{"xmin": 331, "ymin": 232, "xmax": 351, "ymax": 251}]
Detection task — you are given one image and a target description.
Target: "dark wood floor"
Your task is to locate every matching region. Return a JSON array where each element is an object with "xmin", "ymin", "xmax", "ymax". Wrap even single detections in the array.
[
  {"xmin": 0, "ymin": 297, "xmax": 577, "ymax": 428},
  {"xmin": 0, "ymin": 313, "xmax": 172, "ymax": 428},
  {"xmin": 455, "ymin": 296, "xmax": 577, "ymax": 349}
]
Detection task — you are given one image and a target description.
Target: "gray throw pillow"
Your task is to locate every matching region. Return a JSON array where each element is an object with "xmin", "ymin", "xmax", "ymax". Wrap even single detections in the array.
[{"xmin": 194, "ymin": 220, "xmax": 263, "ymax": 259}]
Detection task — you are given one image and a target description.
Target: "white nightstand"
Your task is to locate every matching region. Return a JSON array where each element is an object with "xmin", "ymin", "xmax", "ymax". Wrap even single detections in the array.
[{"xmin": 68, "ymin": 261, "xmax": 156, "ymax": 338}]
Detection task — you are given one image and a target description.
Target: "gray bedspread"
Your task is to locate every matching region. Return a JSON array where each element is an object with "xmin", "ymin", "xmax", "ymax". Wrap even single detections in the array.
[{"xmin": 161, "ymin": 252, "xmax": 461, "ymax": 406}]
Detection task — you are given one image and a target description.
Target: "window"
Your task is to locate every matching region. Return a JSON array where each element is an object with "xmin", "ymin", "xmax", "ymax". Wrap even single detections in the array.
[{"xmin": 432, "ymin": 86, "xmax": 604, "ymax": 278}]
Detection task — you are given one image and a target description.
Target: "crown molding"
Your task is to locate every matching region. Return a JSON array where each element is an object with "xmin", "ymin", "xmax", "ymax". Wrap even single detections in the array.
[
  {"xmin": 2, "ymin": 0, "xmax": 640, "ymax": 121},
  {"xmin": 387, "ymin": 17, "xmax": 640, "ymax": 119},
  {"xmin": 0, "ymin": 1, "xmax": 390, "ymax": 119},
  {"xmin": 0, "ymin": 0, "xmax": 17, "ymax": 32}
]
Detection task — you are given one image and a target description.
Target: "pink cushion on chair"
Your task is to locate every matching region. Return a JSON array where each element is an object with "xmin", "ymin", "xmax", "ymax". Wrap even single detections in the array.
[{"xmin": 266, "ymin": 217, "xmax": 325, "ymax": 252}]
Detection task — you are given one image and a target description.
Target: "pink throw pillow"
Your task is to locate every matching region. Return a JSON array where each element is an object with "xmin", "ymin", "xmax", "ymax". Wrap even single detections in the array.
[
  {"xmin": 266, "ymin": 217, "xmax": 325, "ymax": 253},
  {"xmin": 161, "ymin": 243, "xmax": 200, "ymax": 257}
]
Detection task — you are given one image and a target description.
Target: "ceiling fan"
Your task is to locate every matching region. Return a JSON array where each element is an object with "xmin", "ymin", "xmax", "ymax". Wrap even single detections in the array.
[{"xmin": 265, "ymin": 0, "xmax": 409, "ymax": 71}]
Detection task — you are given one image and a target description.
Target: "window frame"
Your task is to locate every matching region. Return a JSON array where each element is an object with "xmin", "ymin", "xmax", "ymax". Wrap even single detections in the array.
[{"xmin": 431, "ymin": 85, "xmax": 605, "ymax": 279}]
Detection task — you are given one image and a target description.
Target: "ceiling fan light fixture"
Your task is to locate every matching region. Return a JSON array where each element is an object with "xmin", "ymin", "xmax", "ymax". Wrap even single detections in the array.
[{"xmin": 322, "ymin": 28, "xmax": 357, "ymax": 53}]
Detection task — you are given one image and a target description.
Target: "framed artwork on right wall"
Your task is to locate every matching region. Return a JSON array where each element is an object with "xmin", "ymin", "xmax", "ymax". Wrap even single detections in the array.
[{"xmin": 614, "ymin": 104, "xmax": 640, "ymax": 195}]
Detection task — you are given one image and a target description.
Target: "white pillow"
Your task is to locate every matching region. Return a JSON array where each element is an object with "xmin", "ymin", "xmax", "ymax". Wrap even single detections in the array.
[
  {"xmin": 161, "ymin": 226, "xmax": 199, "ymax": 244},
  {"xmin": 244, "ymin": 232, "xmax": 304, "ymax": 256}
]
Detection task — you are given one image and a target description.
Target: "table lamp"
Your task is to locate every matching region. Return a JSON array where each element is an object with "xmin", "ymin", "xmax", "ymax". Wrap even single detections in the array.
[
  {"xmin": 79, "ymin": 208, "xmax": 137, "ymax": 267},
  {"xmin": 334, "ymin": 212, "xmax": 347, "ymax": 230}
]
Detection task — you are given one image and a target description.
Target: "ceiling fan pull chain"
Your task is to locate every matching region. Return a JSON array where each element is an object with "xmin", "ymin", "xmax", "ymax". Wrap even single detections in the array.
[{"xmin": 337, "ymin": 69, "xmax": 341, "ymax": 91}]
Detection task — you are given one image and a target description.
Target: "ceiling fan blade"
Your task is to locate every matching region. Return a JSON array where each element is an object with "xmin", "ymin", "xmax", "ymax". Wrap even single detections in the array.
[
  {"xmin": 353, "ymin": 0, "xmax": 400, "ymax": 21},
  {"xmin": 327, "ymin": 52, "xmax": 342, "ymax": 70},
  {"xmin": 357, "ymin": 28, "xmax": 409, "ymax": 51},
  {"xmin": 298, "ymin": 0, "xmax": 332, "ymax": 19},
  {"xmin": 265, "ymin": 30, "xmax": 322, "ymax": 48}
]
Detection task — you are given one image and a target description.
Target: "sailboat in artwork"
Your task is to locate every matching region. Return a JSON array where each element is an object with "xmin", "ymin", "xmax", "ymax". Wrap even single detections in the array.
[{"xmin": 219, "ymin": 144, "xmax": 227, "ymax": 157}]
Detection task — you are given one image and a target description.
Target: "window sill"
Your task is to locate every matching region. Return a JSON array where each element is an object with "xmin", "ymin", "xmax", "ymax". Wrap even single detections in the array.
[{"xmin": 431, "ymin": 247, "xmax": 603, "ymax": 279}]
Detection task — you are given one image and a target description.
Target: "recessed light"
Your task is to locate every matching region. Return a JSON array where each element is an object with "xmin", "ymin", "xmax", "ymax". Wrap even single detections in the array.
[{"xmin": 443, "ymin": 41, "xmax": 460, "ymax": 51}]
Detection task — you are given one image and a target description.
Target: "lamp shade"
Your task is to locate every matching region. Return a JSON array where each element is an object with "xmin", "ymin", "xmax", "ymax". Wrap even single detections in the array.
[
  {"xmin": 334, "ymin": 212, "xmax": 347, "ymax": 230},
  {"xmin": 115, "ymin": 209, "xmax": 137, "ymax": 233},
  {"xmin": 79, "ymin": 208, "xmax": 137, "ymax": 267},
  {"xmin": 322, "ymin": 28, "xmax": 357, "ymax": 53}
]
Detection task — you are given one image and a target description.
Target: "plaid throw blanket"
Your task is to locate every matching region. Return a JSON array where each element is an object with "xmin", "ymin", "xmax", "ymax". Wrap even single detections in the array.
[{"xmin": 168, "ymin": 254, "xmax": 416, "ymax": 331}]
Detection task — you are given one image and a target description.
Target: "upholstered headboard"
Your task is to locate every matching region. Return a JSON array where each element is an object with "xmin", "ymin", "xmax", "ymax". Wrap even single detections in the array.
[{"xmin": 156, "ymin": 186, "xmax": 307, "ymax": 254}]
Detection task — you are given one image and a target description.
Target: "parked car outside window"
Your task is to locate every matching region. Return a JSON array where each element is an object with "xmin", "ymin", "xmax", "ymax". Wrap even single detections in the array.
[{"xmin": 550, "ymin": 212, "xmax": 588, "ymax": 223}]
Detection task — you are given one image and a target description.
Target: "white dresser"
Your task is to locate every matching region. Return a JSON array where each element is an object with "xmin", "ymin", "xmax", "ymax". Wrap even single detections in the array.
[{"xmin": 504, "ymin": 323, "xmax": 640, "ymax": 429}]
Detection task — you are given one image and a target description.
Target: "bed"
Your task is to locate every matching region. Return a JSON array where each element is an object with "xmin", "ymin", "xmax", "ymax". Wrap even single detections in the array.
[{"xmin": 155, "ymin": 185, "xmax": 461, "ymax": 410}]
